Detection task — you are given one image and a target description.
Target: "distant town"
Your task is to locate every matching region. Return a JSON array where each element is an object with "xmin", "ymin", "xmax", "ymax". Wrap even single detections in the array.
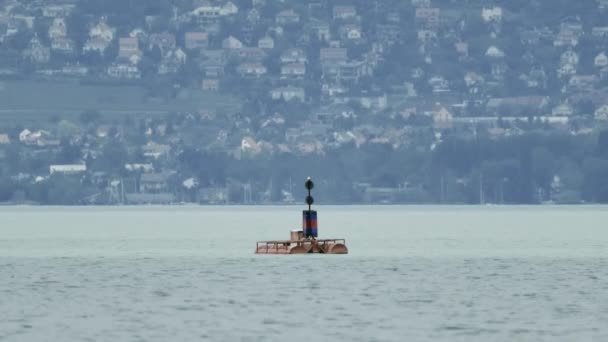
[{"xmin": 0, "ymin": 0, "xmax": 608, "ymax": 205}]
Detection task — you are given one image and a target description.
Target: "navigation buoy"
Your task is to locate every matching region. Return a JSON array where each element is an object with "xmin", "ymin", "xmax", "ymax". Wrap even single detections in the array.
[{"xmin": 255, "ymin": 177, "xmax": 348, "ymax": 255}]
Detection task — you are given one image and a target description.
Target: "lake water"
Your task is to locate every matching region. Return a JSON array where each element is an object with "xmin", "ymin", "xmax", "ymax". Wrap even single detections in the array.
[{"xmin": 1, "ymin": 206, "xmax": 608, "ymax": 341}]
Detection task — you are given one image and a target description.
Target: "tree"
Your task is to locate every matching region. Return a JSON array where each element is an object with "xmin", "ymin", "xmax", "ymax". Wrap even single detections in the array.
[{"xmin": 79, "ymin": 110, "xmax": 102, "ymax": 125}]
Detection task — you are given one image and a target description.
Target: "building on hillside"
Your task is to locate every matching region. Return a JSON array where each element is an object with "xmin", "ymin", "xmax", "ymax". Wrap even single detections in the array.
[
  {"xmin": 118, "ymin": 37, "xmax": 142, "ymax": 64},
  {"xmin": 415, "ymin": 7, "xmax": 440, "ymax": 30},
  {"xmin": 222, "ymin": 35, "xmax": 243, "ymax": 49},
  {"xmin": 270, "ymin": 86, "xmax": 306, "ymax": 102},
  {"xmin": 258, "ymin": 35, "xmax": 275, "ymax": 49},
  {"xmin": 276, "ymin": 9, "xmax": 300, "ymax": 25},
  {"xmin": 23, "ymin": 36, "xmax": 50, "ymax": 64},
  {"xmin": 49, "ymin": 164, "xmax": 86, "ymax": 175},
  {"xmin": 107, "ymin": 63, "xmax": 140, "ymax": 79},
  {"xmin": 185, "ymin": 32, "xmax": 208, "ymax": 50},
  {"xmin": 149, "ymin": 32, "xmax": 177, "ymax": 53},
  {"xmin": 333, "ymin": 5, "xmax": 357, "ymax": 20},
  {"xmin": 281, "ymin": 63, "xmax": 306, "ymax": 78},
  {"xmin": 237, "ymin": 62, "xmax": 267, "ymax": 77}
]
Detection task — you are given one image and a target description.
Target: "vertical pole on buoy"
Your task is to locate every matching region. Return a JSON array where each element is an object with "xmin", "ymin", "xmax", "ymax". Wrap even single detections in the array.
[{"xmin": 305, "ymin": 177, "xmax": 315, "ymax": 239}]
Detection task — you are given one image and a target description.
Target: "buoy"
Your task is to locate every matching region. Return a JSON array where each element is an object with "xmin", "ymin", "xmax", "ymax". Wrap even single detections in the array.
[{"xmin": 255, "ymin": 177, "xmax": 348, "ymax": 255}]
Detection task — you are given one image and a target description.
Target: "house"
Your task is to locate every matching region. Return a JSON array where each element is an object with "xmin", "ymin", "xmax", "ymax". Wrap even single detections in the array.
[
  {"xmin": 491, "ymin": 62, "xmax": 508, "ymax": 80},
  {"xmin": 333, "ymin": 5, "xmax": 357, "ymax": 20},
  {"xmin": 520, "ymin": 29, "xmax": 541, "ymax": 45},
  {"xmin": 49, "ymin": 164, "xmax": 86, "ymax": 175},
  {"xmin": 521, "ymin": 67, "xmax": 547, "ymax": 89},
  {"xmin": 158, "ymin": 48, "xmax": 187, "ymax": 74},
  {"xmin": 339, "ymin": 24, "xmax": 362, "ymax": 41},
  {"xmin": 337, "ymin": 61, "xmax": 369, "ymax": 83},
  {"xmin": 236, "ymin": 47, "xmax": 267, "ymax": 62},
  {"xmin": 376, "ymin": 24, "xmax": 401, "ymax": 45},
  {"xmin": 595, "ymin": 105, "xmax": 608, "ymax": 120},
  {"xmin": 336, "ymin": 92, "xmax": 387, "ymax": 111},
  {"xmin": 308, "ymin": 20, "xmax": 331, "ymax": 41},
  {"xmin": 0, "ymin": 134, "xmax": 10, "ymax": 145},
  {"xmin": 149, "ymin": 32, "xmax": 177, "ymax": 53},
  {"xmin": 415, "ymin": 7, "xmax": 440, "ymax": 30},
  {"xmin": 23, "ymin": 36, "xmax": 50, "ymax": 64},
  {"xmin": 241, "ymin": 137, "xmax": 262, "ymax": 153},
  {"xmin": 558, "ymin": 63, "xmax": 577, "ymax": 78},
  {"xmin": 202, "ymin": 78, "xmax": 220, "ymax": 91},
  {"xmin": 320, "ymin": 47, "xmax": 348, "ymax": 65},
  {"xmin": 554, "ymin": 28, "xmax": 579, "ymax": 47},
  {"xmin": 222, "ymin": 35, "xmax": 243, "ymax": 49},
  {"xmin": 592, "ymin": 27, "xmax": 608, "ymax": 38},
  {"xmin": 432, "ymin": 105, "xmax": 453, "ymax": 130},
  {"xmin": 107, "ymin": 63, "xmax": 140, "ymax": 79},
  {"xmin": 280, "ymin": 48, "xmax": 307, "ymax": 64},
  {"xmin": 258, "ymin": 35, "xmax": 275, "ymax": 49},
  {"xmin": 143, "ymin": 142, "xmax": 171, "ymax": 159},
  {"xmin": 428, "ymin": 76, "xmax": 450, "ymax": 93},
  {"xmin": 560, "ymin": 50, "xmax": 579, "ymax": 66},
  {"xmin": 124, "ymin": 163, "xmax": 154, "ymax": 173},
  {"xmin": 552, "ymin": 103, "xmax": 574, "ymax": 116},
  {"xmin": 569, "ymin": 75, "xmax": 598, "ymax": 92},
  {"xmin": 237, "ymin": 62, "xmax": 267, "ymax": 77},
  {"xmin": 455, "ymin": 41, "xmax": 468, "ymax": 57},
  {"xmin": 485, "ymin": 46, "xmax": 505, "ymax": 58},
  {"xmin": 270, "ymin": 86, "xmax": 306, "ymax": 102},
  {"xmin": 595, "ymin": 52, "xmax": 608, "ymax": 68},
  {"xmin": 83, "ymin": 20, "xmax": 115, "ymax": 53},
  {"xmin": 276, "ymin": 9, "xmax": 300, "ymax": 25},
  {"xmin": 83, "ymin": 37, "xmax": 110, "ymax": 53},
  {"xmin": 118, "ymin": 37, "xmax": 141, "ymax": 64},
  {"xmin": 192, "ymin": 5, "xmax": 222, "ymax": 19},
  {"xmin": 221, "ymin": 1, "xmax": 239, "ymax": 16},
  {"xmin": 42, "ymin": 4, "xmax": 75, "ymax": 17},
  {"xmin": 481, "ymin": 7, "xmax": 502, "ymax": 23},
  {"xmin": 51, "ymin": 37, "xmax": 75, "ymax": 53},
  {"xmin": 140, "ymin": 171, "xmax": 176, "ymax": 193},
  {"xmin": 185, "ymin": 32, "xmax": 208, "ymax": 50},
  {"xmin": 281, "ymin": 63, "xmax": 306, "ymax": 78},
  {"xmin": 48, "ymin": 18, "xmax": 67, "ymax": 40},
  {"xmin": 19, "ymin": 129, "xmax": 58, "ymax": 146}
]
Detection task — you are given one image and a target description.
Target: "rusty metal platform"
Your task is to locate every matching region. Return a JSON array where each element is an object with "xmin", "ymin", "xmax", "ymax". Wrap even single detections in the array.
[{"xmin": 255, "ymin": 239, "xmax": 348, "ymax": 255}]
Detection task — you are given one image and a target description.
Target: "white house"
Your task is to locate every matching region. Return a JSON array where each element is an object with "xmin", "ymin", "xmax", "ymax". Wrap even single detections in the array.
[
  {"xmin": 270, "ymin": 86, "xmax": 306, "ymax": 102},
  {"xmin": 552, "ymin": 103, "xmax": 574, "ymax": 116},
  {"xmin": 595, "ymin": 105, "xmax": 608, "ymax": 120},
  {"xmin": 486, "ymin": 46, "xmax": 505, "ymax": 58},
  {"xmin": 595, "ymin": 52, "xmax": 608, "ymax": 68},
  {"xmin": 50, "ymin": 164, "xmax": 87, "ymax": 175},
  {"xmin": 257, "ymin": 35, "xmax": 274, "ymax": 49},
  {"xmin": 222, "ymin": 36, "xmax": 243, "ymax": 49},
  {"xmin": 481, "ymin": 7, "xmax": 503, "ymax": 23}
]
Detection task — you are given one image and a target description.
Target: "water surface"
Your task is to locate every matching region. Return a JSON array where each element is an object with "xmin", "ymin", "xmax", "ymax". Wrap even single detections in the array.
[{"xmin": 1, "ymin": 206, "xmax": 607, "ymax": 341}]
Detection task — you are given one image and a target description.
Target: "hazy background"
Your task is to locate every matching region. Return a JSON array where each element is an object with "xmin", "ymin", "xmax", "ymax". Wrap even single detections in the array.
[{"xmin": 1, "ymin": 0, "xmax": 608, "ymax": 205}]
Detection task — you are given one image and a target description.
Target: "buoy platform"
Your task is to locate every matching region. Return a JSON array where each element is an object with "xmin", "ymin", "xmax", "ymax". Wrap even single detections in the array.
[
  {"xmin": 255, "ymin": 177, "xmax": 348, "ymax": 255},
  {"xmin": 256, "ymin": 238, "xmax": 348, "ymax": 254}
]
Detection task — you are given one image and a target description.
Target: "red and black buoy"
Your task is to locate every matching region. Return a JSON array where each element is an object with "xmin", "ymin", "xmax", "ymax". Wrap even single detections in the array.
[{"xmin": 255, "ymin": 177, "xmax": 348, "ymax": 255}]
